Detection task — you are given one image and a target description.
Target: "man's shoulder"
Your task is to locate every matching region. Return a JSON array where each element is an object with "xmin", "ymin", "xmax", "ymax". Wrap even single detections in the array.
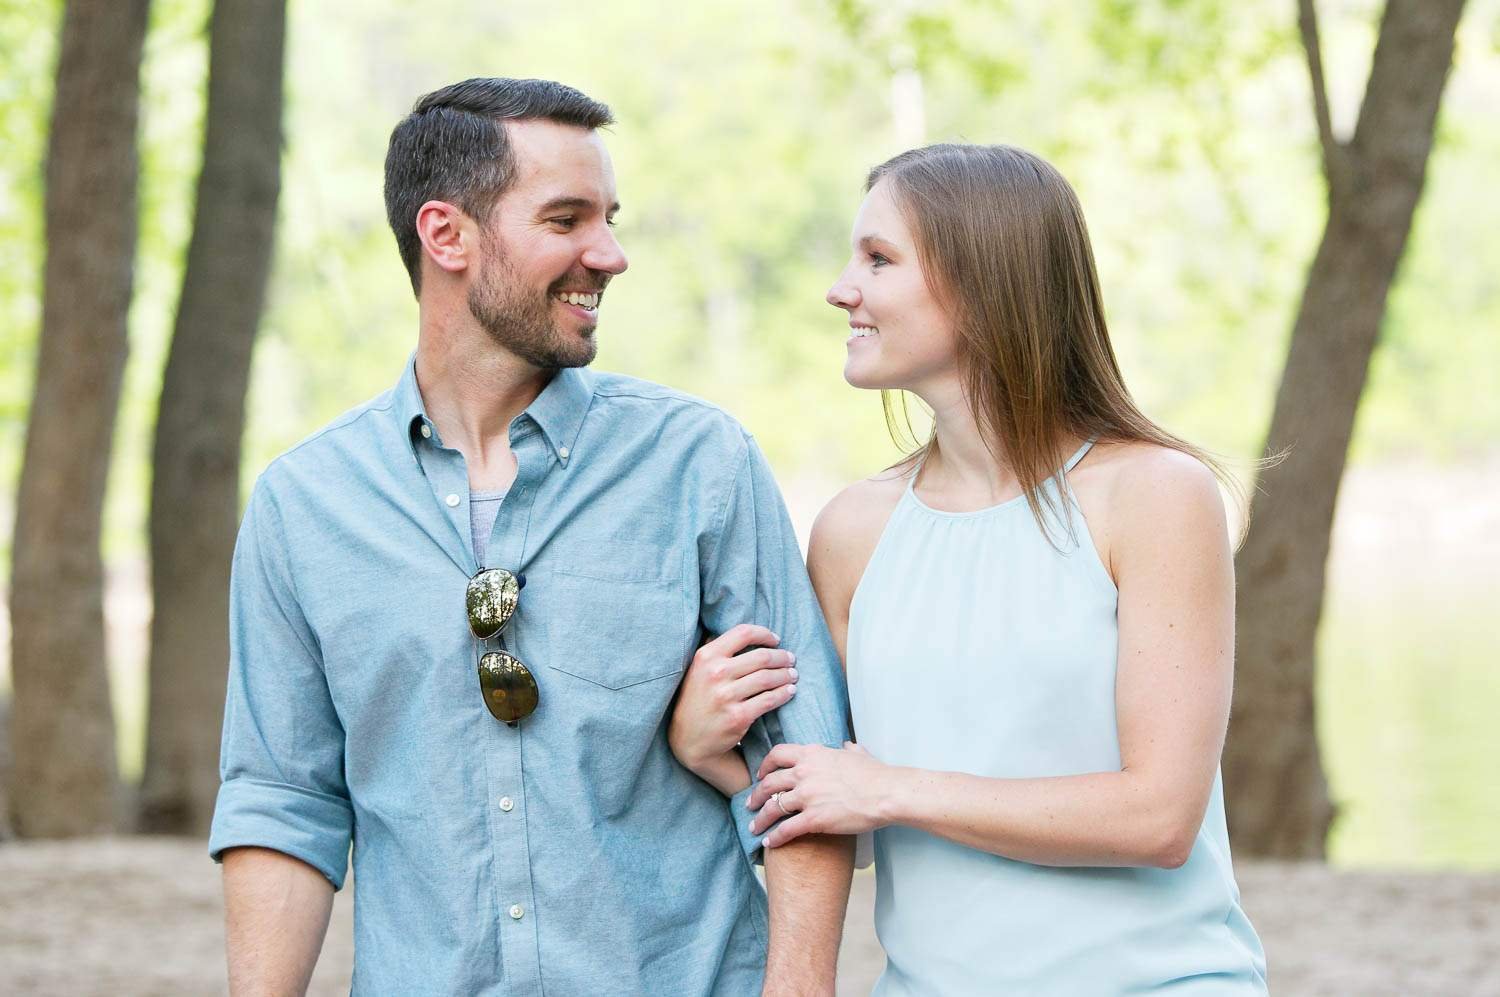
[
  {"xmin": 253, "ymin": 387, "xmax": 400, "ymax": 496},
  {"xmin": 591, "ymin": 370, "xmax": 734, "ymax": 416},
  {"xmin": 589, "ymin": 370, "xmax": 750, "ymax": 445}
]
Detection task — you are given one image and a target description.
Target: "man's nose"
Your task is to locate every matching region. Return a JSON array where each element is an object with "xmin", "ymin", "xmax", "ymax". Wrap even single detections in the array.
[{"xmin": 582, "ymin": 225, "xmax": 628, "ymax": 276}]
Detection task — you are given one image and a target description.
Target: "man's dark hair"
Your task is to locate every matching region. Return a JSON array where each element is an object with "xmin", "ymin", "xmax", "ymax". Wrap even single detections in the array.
[{"xmin": 384, "ymin": 78, "xmax": 614, "ymax": 295}]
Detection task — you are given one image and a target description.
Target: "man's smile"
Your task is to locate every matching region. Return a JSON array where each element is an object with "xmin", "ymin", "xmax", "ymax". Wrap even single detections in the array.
[{"xmin": 551, "ymin": 289, "xmax": 601, "ymax": 313}]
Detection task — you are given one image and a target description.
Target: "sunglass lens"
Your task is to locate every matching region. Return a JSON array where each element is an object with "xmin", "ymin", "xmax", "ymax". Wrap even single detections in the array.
[
  {"xmin": 467, "ymin": 568, "xmax": 520, "ymax": 639},
  {"xmin": 478, "ymin": 650, "xmax": 539, "ymax": 724}
]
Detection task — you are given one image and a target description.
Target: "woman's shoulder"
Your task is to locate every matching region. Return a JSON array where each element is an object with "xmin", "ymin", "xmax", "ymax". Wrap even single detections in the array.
[
  {"xmin": 814, "ymin": 468, "xmax": 910, "ymax": 547},
  {"xmin": 806, "ymin": 467, "xmax": 911, "ymax": 596},
  {"xmin": 1082, "ymin": 441, "xmax": 1222, "ymax": 511},
  {"xmin": 1075, "ymin": 441, "xmax": 1228, "ymax": 567}
]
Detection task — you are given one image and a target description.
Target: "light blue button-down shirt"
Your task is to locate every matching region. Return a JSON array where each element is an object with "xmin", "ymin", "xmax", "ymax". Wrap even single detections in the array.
[{"xmin": 209, "ymin": 356, "xmax": 851, "ymax": 995}]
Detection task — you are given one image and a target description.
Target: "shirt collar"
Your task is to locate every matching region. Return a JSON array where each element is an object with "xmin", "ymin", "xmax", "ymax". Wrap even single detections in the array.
[
  {"xmin": 394, "ymin": 353, "xmax": 595, "ymax": 466},
  {"xmin": 524, "ymin": 364, "xmax": 595, "ymax": 465},
  {"xmin": 394, "ymin": 353, "xmax": 433, "ymax": 460}
]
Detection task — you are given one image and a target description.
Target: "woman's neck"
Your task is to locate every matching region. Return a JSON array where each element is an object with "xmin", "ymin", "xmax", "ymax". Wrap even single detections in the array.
[
  {"xmin": 916, "ymin": 383, "xmax": 1020, "ymax": 505},
  {"xmin": 913, "ymin": 381, "xmax": 1080, "ymax": 506}
]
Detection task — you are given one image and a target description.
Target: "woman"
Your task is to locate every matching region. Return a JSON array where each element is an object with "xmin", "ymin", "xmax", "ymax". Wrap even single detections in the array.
[{"xmin": 668, "ymin": 144, "xmax": 1268, "ymax": 994}]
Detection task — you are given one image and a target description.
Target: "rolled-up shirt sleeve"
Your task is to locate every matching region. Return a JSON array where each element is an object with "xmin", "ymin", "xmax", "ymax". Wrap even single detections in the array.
[
  {"xmin": 208, "ymin": 477, "xmax": 354, "ymax": 889},
  {"xmin": 700, "ymin": 434, "xmax": 851, "ymax": 858}
]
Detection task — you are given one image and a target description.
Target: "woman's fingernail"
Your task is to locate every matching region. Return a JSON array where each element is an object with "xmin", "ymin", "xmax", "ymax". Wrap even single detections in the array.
[
  {"xmin": 771, "ymin": 633, "xmax": 780, "ymax": 643},
  {"xmin": 760, "ymin": 838, "xmax": 771, "ymax": 850},
  {"xmin": 787, "ymin": 684, "xmax": 797, "ymax": 696},
  {"xmin": 787, "ymin": 652, "xmax": 796, "ymax": 664},
  {"xmin": 788, "ymin": 667, "xmax": 799, "ymax": 681}
]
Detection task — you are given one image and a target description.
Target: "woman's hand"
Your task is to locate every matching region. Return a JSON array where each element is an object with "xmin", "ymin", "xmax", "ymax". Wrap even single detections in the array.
[
  {"xmin": 668, "ymin": 623, "xmax": 798, "ymax": 795},
  {"xmin": 749, "ymin": 742, "xmax": 896, "ymax": 847}
]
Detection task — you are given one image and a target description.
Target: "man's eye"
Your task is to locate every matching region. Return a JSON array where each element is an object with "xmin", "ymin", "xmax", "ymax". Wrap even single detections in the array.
[{"xmin": 549, "ymin": 217, "xmax": 577, "ymax": 229}]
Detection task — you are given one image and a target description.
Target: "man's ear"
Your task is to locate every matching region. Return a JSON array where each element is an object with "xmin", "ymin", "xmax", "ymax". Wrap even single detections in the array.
[{"xmin": 414, "ymin": 200, "xmax": 473, "ymax": 279}]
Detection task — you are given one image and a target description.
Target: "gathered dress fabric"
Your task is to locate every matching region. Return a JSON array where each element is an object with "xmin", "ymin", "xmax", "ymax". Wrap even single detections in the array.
[{"xmin": 846, "ymin": 441, "xmax": 1268, "ymax": 995}]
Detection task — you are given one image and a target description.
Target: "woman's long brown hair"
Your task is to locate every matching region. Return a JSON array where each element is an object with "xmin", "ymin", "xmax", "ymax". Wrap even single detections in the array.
[{"xmin": 869, "ymin": 143, "xmax": 1245, "ymax": 544}]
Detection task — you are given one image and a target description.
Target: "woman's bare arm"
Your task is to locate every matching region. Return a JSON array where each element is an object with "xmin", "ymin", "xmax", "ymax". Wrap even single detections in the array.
[{"xmin": 752, "ymin": 449, "xmax": 1234, "ymax": 868}]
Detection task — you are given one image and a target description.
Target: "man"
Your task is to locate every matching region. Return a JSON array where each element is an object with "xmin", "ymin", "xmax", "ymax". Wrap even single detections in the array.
[{"xmin": 209, "ymin": 78, "xmax": 855, "ymax": 995}]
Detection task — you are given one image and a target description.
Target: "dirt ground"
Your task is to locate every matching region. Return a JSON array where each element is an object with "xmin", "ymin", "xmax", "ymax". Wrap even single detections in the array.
[{"xmin": 0, "ymin": 838, "xmax": 1497, "ymax": 995}]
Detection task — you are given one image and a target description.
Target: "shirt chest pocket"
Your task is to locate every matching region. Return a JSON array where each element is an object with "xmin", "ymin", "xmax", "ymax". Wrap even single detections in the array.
[{"xmin": 528, "ymin": 539, "xmax": 691, "ymax": 690}]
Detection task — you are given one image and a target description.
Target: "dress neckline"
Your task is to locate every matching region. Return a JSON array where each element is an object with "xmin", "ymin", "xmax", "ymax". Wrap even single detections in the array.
[{"xmin": 903, "ymin": 438, "xmax": 1096, "ymax": 520}]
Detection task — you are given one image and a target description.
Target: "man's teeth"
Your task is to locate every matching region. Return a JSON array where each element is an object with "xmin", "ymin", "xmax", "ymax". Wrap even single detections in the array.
[
  {"xmin": 554, "ymin": 291, "xmax": 600, "ymax": 310},
  {"xmin": 850, "ymin": 327, "xmax": 878, "ymax": 338}
]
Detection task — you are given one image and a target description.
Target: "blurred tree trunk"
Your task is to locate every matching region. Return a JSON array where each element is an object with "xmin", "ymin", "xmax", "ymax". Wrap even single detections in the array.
[
  {"xmin": 0, "ymin": 696, "xmax": 12, "ymax": 840},
  {"xmin": 8, "ymin": 0, "xmax": 151, "ymax": 837},
  {"xmin": 139, "ymin": 0, "xmax": 286, "ymax": 835},
  {"xmin": 1225, "ymin": 0, "xmax": 1467, "ymax": 857}
]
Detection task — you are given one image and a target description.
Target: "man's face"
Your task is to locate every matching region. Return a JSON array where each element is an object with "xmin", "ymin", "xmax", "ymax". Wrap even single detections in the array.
[{"xmin": 468, "ymin": 119, "xmax": 628, "ymax": 369}]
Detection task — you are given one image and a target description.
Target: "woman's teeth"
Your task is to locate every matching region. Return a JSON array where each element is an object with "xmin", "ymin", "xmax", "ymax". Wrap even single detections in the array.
[
  {"xmin": 850, "ymin": 326, "xmax": 878, "ymax": 338},
  {"xmin": 554, "ymin": 291, "xmax": 600, "ymax": 310}
]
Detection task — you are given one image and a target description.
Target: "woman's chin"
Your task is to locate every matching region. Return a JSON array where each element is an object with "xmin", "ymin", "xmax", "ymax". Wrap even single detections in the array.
[{"xmin": 844, "ymin": 362, "xmax": 902, "ymax": 391}]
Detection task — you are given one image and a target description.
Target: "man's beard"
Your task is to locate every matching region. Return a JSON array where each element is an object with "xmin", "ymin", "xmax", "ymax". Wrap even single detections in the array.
[{"xmin": 467, "ymin": 251, "xmax": 598, "ymax": 370}]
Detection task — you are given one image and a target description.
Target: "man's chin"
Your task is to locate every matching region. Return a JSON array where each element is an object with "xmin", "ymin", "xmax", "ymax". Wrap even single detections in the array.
[{"xmin": 551, "ymin": 328, "xmax": 597, "ymax": 368}]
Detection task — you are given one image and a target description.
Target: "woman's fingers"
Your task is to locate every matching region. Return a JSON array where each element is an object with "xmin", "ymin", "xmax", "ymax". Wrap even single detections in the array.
[
  {"xmin": 750, "ymin": 787, "xmax": 803, "ymax": 835},
  {"xmin": 762, "ymin": 811, "xmax": 817, "ymax": 849},
  {"xmin": 722, "ymin": 646, "xmax": 794, "ymax": 682},
  {"xmin": 728, "ymin": 658, "xmax": 796, "ymax": 700},
  {"xmin": 748, "ymin": 768, "xmax": 799, "ymax": 812},
  {"xmin": 695, "ymin": 624, "xmax": 778, "ymax": 666},
  {"xmin": 748, "ymin": 763, "xmax": 803, "ymax": 812},
  {"xmin": 731, "ymin": 684, "xmax": 796, "ymax": 735},
  {"xmin": 756, "ymin": 743, "xmax": 805, "ymax": 780}
]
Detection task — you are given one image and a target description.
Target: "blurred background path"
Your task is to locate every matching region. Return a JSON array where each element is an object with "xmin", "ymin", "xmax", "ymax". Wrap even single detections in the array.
[{"xmin": 2, "ymin": 838, "xmax": 1498, "ymax": 996}]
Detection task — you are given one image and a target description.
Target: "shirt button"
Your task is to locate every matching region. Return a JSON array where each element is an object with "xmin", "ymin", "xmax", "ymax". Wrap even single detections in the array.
[
  {"xmin": 499, "ymin": 797, "xmax": 514, "ymax": 812},
  {"xmin": 558, "ymin": 446, "xmax": 570, "ymax": 460},
  {"xmin": 420, "ymin": 423, "xmax": 432, "ymax": 439},
  {"xmin": 445, "ymin": 493, "xmax": 460, "ymax": 507},
  {"xmin": 509, "ymin": 904, "xmax": 524, "ymax": 920}
]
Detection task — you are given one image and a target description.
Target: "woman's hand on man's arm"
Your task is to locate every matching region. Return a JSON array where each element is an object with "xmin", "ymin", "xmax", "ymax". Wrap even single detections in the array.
[{"xmin": 668, "ymin": 623, "xmax": 798, "ymax": 796}]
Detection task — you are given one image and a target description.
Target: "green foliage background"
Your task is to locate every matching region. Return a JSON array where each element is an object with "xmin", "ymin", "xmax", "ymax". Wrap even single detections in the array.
[
  {"xmin": 3, "ymin": 0, "xmax": 1498, "ymax": 542},
  {"xmin": 1, "ymin": 0, "xmax": 1497, "ymax": 865}
]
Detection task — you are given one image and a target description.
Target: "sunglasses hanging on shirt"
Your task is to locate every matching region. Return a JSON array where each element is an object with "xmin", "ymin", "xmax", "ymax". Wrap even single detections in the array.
[{"xmin": 466, "ymin": 567, "xmax": 539, "ymax": 725}]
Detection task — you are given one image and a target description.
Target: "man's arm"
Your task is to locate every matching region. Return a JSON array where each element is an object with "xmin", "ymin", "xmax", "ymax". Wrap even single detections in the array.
[
  {"xmin": 698, "ymin": 432, "xmax": 855, "ymax": 993},
  {"xmin": 211, "ymin": 478, "xmax": 355, "ymax": 991},
  {"xmin": 223, "ymin": 847, "xmax": 334, "ymax": 996},
  {"xmin": 763, "ymin": 834, "xmax": 855, "ymax": 997}
]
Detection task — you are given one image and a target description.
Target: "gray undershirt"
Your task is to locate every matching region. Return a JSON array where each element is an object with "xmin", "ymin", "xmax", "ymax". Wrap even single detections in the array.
[{"xmin": 470, "ymin": 489, "xmax": 508, "ymax": 568}]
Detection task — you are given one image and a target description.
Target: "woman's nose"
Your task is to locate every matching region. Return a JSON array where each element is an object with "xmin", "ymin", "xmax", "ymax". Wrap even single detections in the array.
[{"xmin": 826, "ymin": 277, "xmax": 859, "ymax": 309}]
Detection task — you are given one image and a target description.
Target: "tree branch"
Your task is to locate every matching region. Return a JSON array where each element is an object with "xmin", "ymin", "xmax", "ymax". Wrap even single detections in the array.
[{"xmin": 1297, "ymin": 0, "xmax": 1346, "ymax": 191}]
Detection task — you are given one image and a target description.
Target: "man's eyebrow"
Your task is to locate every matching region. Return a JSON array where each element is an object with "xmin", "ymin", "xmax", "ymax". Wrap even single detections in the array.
[{"xmin": 537, "ymin": 196, "xmax": 622, "ymax": 215}]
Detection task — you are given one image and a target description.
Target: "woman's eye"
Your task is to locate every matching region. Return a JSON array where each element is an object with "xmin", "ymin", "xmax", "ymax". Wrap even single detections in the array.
[{"xmin": 870, "ymin": 253, "xmax": 890, "ymax": 268}]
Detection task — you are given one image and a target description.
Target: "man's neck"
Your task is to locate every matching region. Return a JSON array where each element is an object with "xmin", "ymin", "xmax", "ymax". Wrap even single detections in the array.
[{"xmin": 414, "ymin": 323, "xmax": 553, "ymax": 491}]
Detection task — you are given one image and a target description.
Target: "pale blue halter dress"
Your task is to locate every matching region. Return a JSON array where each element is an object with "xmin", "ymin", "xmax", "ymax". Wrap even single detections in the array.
[{"xmin": 846, "ymin": 441, "xmax": 1267, "ymax": 995}]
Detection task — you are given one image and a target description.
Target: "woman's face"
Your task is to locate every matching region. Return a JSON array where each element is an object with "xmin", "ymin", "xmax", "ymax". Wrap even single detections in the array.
[{"xmin": 826, "ymin": 180, "xmax": 960, "ymax": 393}]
